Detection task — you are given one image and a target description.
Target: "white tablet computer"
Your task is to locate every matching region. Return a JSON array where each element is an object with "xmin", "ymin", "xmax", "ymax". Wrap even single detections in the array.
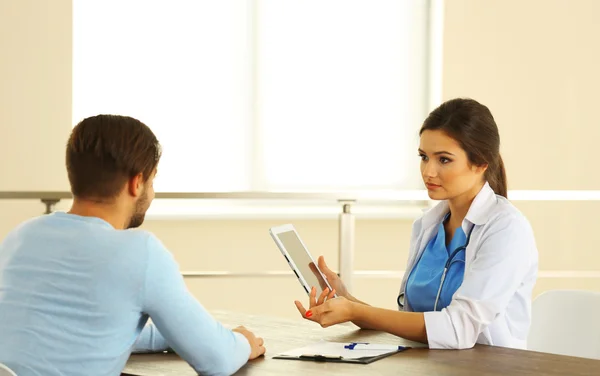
[{"xmin": 269, "ymin": 224, "xmax": 335, "ymax": 296}]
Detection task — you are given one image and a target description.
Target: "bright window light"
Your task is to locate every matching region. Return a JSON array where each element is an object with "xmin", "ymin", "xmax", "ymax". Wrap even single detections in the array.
[
  {"xmin": 257, "ymin": 1, "xmax": 429, "ymax": 190},
  {"xmin": 73, "ymin": 0, "xmax": 431, "ymax": 193},
  {"xmin": 72, "ymin": 0, "xmax": 253, "ymax": 192}
]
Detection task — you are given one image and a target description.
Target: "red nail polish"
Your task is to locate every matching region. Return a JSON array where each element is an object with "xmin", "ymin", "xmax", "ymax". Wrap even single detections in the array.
[{"xmin": 306, "ymin": 310, "xmax": 313, "ymax": 318}]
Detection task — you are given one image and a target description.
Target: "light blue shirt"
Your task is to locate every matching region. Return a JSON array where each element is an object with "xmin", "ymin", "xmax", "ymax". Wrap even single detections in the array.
[
  {"xmin": 0, "ymin": 212, "xmax": 250, "ymax": 376},
  {"xmin": 405, "ymin": 216, "xmax": 467, "ymax": 312}
]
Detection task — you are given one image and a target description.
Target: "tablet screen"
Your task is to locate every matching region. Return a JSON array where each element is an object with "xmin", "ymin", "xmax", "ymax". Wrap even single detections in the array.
[{"xmin": 276, "ymin": 230, "xmax": 329, "ymax": 294}]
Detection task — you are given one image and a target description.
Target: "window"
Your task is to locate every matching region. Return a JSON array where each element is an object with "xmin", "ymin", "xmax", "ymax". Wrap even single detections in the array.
[
  {"xmin": 72, "ymin": 1, "xmax": 253, "ymax": 192},
  {"xmin": 257, "ymin": 1, "xmax": 430, "ymax": 191},
  {"xmin": 73, "ymin": 0, "xmax": 432, "ymax": 194}
]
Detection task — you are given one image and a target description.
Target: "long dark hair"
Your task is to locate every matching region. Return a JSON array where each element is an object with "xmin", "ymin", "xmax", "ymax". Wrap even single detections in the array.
[{"xmin": 419, "ymin": 98, "xmax": 507, "ymax": 198}]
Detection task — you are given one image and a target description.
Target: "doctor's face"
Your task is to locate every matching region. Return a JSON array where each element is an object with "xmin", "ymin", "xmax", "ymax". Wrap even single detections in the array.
[{"xmin": 418, "ymin": 130, "xmax": 486, "ymax": 201}]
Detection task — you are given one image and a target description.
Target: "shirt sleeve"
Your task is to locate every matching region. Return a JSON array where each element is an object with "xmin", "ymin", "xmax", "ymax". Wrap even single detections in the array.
[
  {"xmin": 423, "ymin": 213, "xmax": 538, "ymax": 349},
  {"xmin": 141, "ymin": 233, "xmax": 251, "ymax": 375},
  {"xmin": 132, "ymin": 321, "xmax": 171, "ymax": 353}
]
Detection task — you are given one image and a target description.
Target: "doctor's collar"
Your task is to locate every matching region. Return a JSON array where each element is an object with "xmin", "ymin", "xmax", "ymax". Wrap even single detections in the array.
[
  {"xmin": 464, "ymin": 182, "xmax": 497, "ymax": 226},
  {"xmin": 422, "ymin": 182, "xmax": 497, "ymax": 228}
]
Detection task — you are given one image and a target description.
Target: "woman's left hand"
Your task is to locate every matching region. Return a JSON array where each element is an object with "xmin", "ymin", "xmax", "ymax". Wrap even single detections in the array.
[{"xmin": 295, "ymin": 293, "xmax": 357, "ymax": 328}]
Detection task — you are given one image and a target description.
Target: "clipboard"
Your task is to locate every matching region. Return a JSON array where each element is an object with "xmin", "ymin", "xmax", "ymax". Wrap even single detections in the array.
[{"xmin": 273, "ymin": 340, "xmax": 409, "ymax": 364}]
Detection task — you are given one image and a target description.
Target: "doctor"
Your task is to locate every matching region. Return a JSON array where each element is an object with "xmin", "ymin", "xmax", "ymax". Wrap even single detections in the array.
[{"xmin": 295, "ymin": 98, "xmax": 539, "ymax": 350}]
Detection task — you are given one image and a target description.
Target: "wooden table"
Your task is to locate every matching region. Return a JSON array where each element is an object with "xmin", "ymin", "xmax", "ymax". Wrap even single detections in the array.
[{"xmin": 122, "ymin": 311, "xmax": 600, "ymax": 376}]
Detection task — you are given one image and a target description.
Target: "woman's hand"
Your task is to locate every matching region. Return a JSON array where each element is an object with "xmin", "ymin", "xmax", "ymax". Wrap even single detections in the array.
[
  {"xmin": 294, "ymin": 285, "xmax": 336, "ymax": 317},
  {"xmin": 295, "ymin": 294, "xmax": 357, "ymax": 328},
  {"xmin": 309, "ymin": 256, "xmax": 350, "ymax": 299},
  {"xmin": 300, "ymin": 255, "xmax": 372, "ymax": 329}
]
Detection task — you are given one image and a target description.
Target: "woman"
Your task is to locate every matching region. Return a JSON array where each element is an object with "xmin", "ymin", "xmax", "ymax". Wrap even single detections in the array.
[{"xmin": 296, "ymin": 98, "xmax": 538, "ymax": 350}]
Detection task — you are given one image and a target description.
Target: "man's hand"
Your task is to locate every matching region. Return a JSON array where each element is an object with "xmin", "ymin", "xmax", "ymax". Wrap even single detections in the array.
[{"xmin": 232, "ymin": 326, "xmax": 266, "ymax": 360}]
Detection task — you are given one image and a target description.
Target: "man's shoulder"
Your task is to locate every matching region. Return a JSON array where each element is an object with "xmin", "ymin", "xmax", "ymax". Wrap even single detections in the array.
[
  {"xmin": 104, "ymin": 229, "xmax": 169, "ymax": 259},
  {"xmin": 85, "ymin": 229, "xmax": 171, "ymax": 277},
  {"xmin": 12, "ymin": 214, "xmax": 47, "ymax": 230},
  {"xmin": 1, "ymin": 215, "xmax": 48, "ymax": 242},
  {"xmin": 114, "ymin": 229, "xmax": 173, "ymax": 262},
  {"xmin": 2, "ymin": 215, "xmax": 169, "ymax": 257},
  {"xmin": 136, "ymin": 231, "xmax": 173, "ymax": 260},
  {"xmin": 121, "ymin": 229, "xmax": 163, "ymax": 250}
]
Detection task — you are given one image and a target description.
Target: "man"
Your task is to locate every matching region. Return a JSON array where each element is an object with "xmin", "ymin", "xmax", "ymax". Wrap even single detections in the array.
[{"xmin": 0, "ymin": 115, "xmax": 265, "ymax": 375}]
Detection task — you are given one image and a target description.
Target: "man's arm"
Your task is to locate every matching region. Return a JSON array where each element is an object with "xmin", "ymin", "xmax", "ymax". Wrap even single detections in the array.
[
  {"xmin": 132, "ymin": 321, "xmax": 172, "ymax": 353},
  {"xmin": 140, "ymin": 234, "xmax": 251, "ymax": 376}
]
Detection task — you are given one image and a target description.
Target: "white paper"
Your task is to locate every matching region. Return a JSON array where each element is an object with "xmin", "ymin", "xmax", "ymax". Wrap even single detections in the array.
[{"xmin": 277, "ymin": 340, "xmax": 400, "ymax": 360}]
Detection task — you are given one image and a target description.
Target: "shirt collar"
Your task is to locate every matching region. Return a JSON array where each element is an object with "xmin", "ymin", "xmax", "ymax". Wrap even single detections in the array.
[
  {"xmin": 464, "ymin": 181, "xmax": 498, "ymax": 226},
  {"xmin": 421, "ymin": 181, "xmax": 498, "ymax": 229},
  {"xmin": 51, "ymin": 211, "xmax": 115, "ymax": 229}
]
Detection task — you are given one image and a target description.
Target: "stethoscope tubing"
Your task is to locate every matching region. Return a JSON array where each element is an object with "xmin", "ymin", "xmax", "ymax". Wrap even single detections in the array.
[{"xmin": 397, "ymin": 224, "xmax": 476, "ymax": 310}]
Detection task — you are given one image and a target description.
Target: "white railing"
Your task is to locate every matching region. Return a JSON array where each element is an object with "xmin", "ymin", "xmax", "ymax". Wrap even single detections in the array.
[
  {"xmin": 0, "ymin": 190, "xmax": 430, "ymax": 292},
  {"xmin": 3, "ymin": 189, "xmax": 600, "ymax": 292}
]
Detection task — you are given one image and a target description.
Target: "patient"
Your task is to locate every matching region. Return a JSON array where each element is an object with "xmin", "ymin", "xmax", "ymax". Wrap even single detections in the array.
[{"xmin": 0, "ymin": 115, "xmax": 265, "ymax": 375}]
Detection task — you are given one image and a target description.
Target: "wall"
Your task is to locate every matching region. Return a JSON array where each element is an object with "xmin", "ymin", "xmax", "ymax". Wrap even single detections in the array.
[
  {"xmin": 0, "ymin": 0, "xmax": 72, "ymax": 192},
  {"xmin": 442, "ymin": 0, "xmax": 600, "ymax": 190},
  {"xmin": 0, "ymin": 0, "xmax": 73, "ymax": 269}
]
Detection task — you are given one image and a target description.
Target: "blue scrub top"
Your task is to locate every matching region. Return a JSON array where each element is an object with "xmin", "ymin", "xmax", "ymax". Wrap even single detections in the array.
[{"xmin": 405, "ymin": 215, "xmax": 467, "ymax": 312}]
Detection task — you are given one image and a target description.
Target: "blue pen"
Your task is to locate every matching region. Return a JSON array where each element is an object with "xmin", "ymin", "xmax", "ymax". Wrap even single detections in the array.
[{"xmin": 344, "ymin": 342, "xmax": 403, "ymax": 351}]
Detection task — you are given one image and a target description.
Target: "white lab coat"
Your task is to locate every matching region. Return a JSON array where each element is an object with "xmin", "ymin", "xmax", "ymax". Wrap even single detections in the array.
[{"xmin": 398, "ymin": 182, "xmax": 539, "ymax": 350}]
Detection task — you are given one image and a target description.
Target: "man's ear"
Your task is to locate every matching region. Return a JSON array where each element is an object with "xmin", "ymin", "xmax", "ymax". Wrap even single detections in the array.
[{"xmin": 128, "ymin": 173, "xmax": 145, "ymax": 198}]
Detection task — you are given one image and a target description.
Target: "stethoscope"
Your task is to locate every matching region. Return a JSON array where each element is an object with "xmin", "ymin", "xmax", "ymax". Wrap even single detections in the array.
[{"xmin": 397, "ymin": 224, "xmax": 475, "ymax": 312}]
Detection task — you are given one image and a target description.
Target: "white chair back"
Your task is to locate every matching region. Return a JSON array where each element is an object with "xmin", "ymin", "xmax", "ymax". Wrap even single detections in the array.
[
  {"xmin": 0, "ymin": 363, "xmax": 16, "ymax": 376},
  {"xmin": 528, "ymin": 289, "xmax": 600, "ymax": 360}
]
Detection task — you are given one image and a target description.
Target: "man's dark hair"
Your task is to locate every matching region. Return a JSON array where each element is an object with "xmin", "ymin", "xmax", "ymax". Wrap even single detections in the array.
[{"xmin": 66, "ymin": 115, "xmax": 161, "ymax": 200}]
